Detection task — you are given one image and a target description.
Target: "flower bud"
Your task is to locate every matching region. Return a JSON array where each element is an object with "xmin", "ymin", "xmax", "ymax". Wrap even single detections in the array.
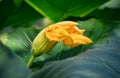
[
  {"xmin": 32, "ymin": 21, "xmax": 92, "ymax": 56},
  {"xmin": 32, "ymin": 29, "xmax": 56, "ymax": 56}
]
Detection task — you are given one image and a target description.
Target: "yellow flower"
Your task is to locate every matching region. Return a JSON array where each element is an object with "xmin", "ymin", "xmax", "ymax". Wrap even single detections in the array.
[{"xmin": 32, "ymin": 21, "xmax": 92, "ymax": 56}]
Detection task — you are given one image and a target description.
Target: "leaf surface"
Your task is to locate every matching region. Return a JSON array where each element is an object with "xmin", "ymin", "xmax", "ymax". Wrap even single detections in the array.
[
  {"xmin": 31, "ymin": 26, "xmax": 120, "ymax": 78},
  {"xmin": 0, "ymin": 42, "xmax": 30, "ymax": 78},
  {"xmin": 25, "ymin": 0, "xmax": 109, "ymax": 22}
]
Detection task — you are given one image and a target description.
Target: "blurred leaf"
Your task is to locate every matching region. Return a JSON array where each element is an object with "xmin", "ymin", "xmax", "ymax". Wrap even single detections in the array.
[
  {"xmin": 0, "ymin": 0, "xmax": 20, "ymax": 28},
  {"xmin": 0, "ymin": 42, "xmax": 30, "ymax": 78},
  {"xmin": 0, "ymin": 27, "xmax": 39, "ymax": 63},
  {"xmin": 86, "ymin": 8, "xmax": 120, "ymax": 21},
  {"xmin": 13, "ymin": 0, "xmax": 23, "ymax": 7},
  {"xmin": 31, "ymin": 27, "xmax": 120, "ymax": 78},
  {"xmin": 100, "ymin": 0, "xmax": 120, "ymax": 9},
  {"xmin": 77, "ymin": 18, "xmax": 117, "ymax": 43},
  {"xmin": 2, "ymin": 1, "xmax": 43, "ymax": 28},
  {"xmin": 0, "ymin": 0, "xmax": 43, "ymax": 30},
  {"xmin": 25, "ymin": 0, "xmax": 109, "ymax": 22}
]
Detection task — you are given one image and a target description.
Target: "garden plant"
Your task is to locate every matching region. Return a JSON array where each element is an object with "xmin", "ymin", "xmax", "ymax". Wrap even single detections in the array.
[{"xmin": 0, "ymin": 0, "xmax": 120, "ymax": 78}]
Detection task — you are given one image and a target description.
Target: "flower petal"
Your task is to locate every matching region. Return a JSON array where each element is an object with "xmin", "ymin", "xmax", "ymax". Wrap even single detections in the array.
[
  {"xmin": 45, "ymin": 21, "xmax": 78, "ymax": 41},
  {"xmin": 64, "ymin": 34, "xmax": 92, "ymax": 47},
  {"xmin": 46, "ymin": 28, "xmax": 69, "ymax": 41},
  {"xmin": 45, "ymin": 21, "xmax": 92, "ymax": 47}
]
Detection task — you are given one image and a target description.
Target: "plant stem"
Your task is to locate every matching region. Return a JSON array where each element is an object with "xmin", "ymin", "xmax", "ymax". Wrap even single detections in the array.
[{"xmin": 27, "ymin": 55, "xmax": 35, "ymax": 67}]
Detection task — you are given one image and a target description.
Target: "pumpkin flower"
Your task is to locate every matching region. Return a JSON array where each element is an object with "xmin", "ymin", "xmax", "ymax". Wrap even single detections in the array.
[{"xmin": 32, "ymin": 21, "xmax": 92, "ymax": 56}]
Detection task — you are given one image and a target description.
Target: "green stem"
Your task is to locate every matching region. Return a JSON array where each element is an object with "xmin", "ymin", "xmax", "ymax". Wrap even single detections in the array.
[{"xmin": 27, "ymin": 55, "xmax": 35, "ymax": 67}]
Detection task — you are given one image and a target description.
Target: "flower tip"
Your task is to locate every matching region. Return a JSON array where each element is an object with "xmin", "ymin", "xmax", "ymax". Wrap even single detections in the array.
[
  {"xmin": 84, "ymin": 38, "xmax": 92, "ymax": 44},
  {"xmin": 57, "ymin": 21, "xmax": 78, "ymax": 26}
]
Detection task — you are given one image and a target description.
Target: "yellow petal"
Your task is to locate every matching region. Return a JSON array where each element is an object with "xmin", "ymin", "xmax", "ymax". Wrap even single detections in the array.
[
  {"xmin": 46, "ymin": 28, "xmax": 69, "ymax": 41},
  {"xmin": 45, "ymin": 21, "xmax": 78, "ymax": 41},
  {"xmin": 64, "ymin": 34, "xmax": 92, "ymax": 47}
]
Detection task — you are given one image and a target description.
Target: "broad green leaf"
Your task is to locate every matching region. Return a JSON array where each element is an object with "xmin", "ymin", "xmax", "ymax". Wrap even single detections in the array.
[
  {"xmin": 0, "ymin": 27, "xmax": 39, "ymax": 62},
  {"xmin": 83, "ymin": 0, "xmax": 120, "ymax": 21},
  {"xmin": 25, "ymin": 0, "xmax": 109, "ymax": 22},
  {"xmin": 77, "ymin": 18, "xmax": 116, "ymax": 44},
  {"xmin": 0, "ymin": 42, "xmax": 30, "ymax": 78},
  {"xmin": 100, "ymin": 0, "xmax": 120, "ymax": 9},
  {"xmin": 13, "ymin": 0, "xmax": 23, "ymax": 7},
  {"xmin": 86, "ymin": 8, "xmax": 120, "ymax": 21},
  {"xmin": 31, "ymin": 27, "xmax": 120, "ymax": 78},
  {"xmin": 1, "ymin": 1, "xmax": 43, "ymax": 28},
  {"xmin": 0, "ymin": 0, "xmax": 20, "ymax": 29},
  {"xmin": 0, "ymin": 0, "xmax": 43, "ymax": 30}
]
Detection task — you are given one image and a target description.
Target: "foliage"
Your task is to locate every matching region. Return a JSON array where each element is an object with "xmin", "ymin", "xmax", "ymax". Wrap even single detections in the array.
[{"xmin": 0, "ymin": 0, "xmax": 120, "ymax": 78}]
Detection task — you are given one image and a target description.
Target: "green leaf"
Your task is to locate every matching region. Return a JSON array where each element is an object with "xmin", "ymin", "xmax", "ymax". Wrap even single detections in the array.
[
  {"xmin": 77, "ymin": 18, "xmax": 116, "ymax": 44},
  {"xmin": 31, "ymin": 27, "xmax": 120, "ymax": 78},
  {"xmin": 86, "ymin": 8, "xmax": 120, "ymax": 21},
  {"xmin": 0, "ymin": 0, "xmax": 43, "ymax": 30},
  {"xmin": 0, "ymin": 27, "xmax": 39, "ymax": 63},
  {"xmin": 1, "ymin": 1, "xmax": 43, "ymax": 28},
  {"xmin": 0, "ymin": 42, "xmax": 30, "ymax": 78},
  {"xmin": 99, "ymin": 0, "xmax": 120, "ymax": 9},
  {"xmin": 3, "ymin": 1, "xmax": 43, "ymax": 28},
  {"xmin": 25, "ymin": 0, "xmax": 109, "ymax": 22},
  {"xmin": 13, "ymin": 0, "xmax": 23, "ymax": 7},
  {"xmin": 0, "ymin": 0, "xmax": 20, "ymax": 29}
]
